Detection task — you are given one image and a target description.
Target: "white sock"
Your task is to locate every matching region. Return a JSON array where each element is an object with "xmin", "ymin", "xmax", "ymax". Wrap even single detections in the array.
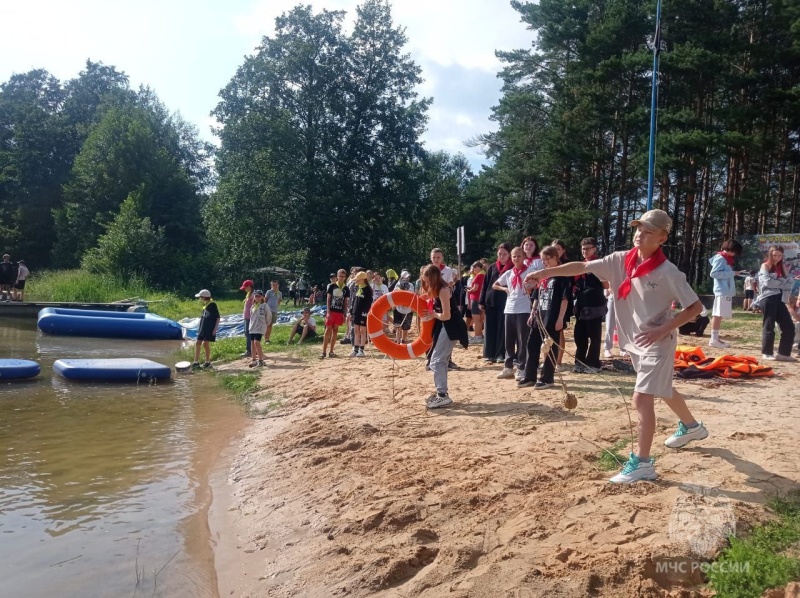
[{"xmin": 711, "ymin": 330, "xmax": 719, "ymax": 342}]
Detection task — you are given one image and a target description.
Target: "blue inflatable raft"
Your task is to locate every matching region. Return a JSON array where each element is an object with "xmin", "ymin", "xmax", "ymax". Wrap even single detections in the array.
[
  {"xmin": 53, "ymin": 358, "xmax": 172, "ymax": 382},
  {"xmin": 38, "ymin": 308, "xmax": 182, "ymax": 340},
  {"xmin": 0, "ymin": 359, "xmax": 41, "ymax": 380}
]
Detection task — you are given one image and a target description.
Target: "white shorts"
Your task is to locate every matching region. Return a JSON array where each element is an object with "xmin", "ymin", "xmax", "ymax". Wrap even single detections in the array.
[
  {"xmin": 629, "ymin": 351, "xmax": 675, "ymax": 398},
  {"xmin": 712, "ymin": 295, "xmax": 733, "ymax": 319}
]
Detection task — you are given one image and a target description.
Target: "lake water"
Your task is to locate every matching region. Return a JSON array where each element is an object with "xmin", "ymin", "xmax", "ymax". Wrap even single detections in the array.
[{"xmin": 0, "ymin": 317, "xmax": 247, "ymax": 597}]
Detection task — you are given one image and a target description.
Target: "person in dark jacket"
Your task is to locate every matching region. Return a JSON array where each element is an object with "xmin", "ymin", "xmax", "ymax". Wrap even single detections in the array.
[
  {"xmin": 479, "ymin": 243, "xmax": 513, "ymax": 363},
  {"xmin": 573, "ymin": 237, "xmax": 609, "ymax": 372}
]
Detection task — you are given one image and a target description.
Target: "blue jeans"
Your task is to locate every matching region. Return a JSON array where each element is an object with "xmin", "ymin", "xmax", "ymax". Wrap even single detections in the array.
[{"xmin": 430, "ymin": 331, "xmax": 456, "ymax": 394}]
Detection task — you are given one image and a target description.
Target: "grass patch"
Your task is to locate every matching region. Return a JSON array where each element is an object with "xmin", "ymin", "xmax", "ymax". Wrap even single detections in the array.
[
  {"xmin": 723, "ymin": 310, "xmax": 766, "ymax": 346},
  {"xmin": 217, "ymin": 372, "xmax": 260, "ymax": 400},
  {"xmin": 596, "ymin": 439, "xmax": 629, "ymax": 471},
  {"xmin": 26, "ymin": 269, "xmax": 324, "ymax": 322},
  {"xmin": 708, "ymin": 491, "xmax": 800, "ymax": 598}
]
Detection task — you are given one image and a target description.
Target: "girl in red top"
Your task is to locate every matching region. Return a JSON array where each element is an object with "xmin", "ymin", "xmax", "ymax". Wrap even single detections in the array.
[{"xmin": 467, "ymin": 261, "xmax": 485, "ymax": 343}]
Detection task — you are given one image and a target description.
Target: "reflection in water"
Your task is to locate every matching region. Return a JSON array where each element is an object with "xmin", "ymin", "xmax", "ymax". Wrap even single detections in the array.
[{"xmin": 0, "ymin": 318, "xmax": 244, "ymax": 597}]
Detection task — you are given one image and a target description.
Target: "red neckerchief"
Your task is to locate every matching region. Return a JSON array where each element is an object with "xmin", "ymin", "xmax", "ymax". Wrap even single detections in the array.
[
  {"xmin": 718, "ymin": 251, "xmax": 734, "ymax": 267},
  {"xmin": 576, "ymin": 254, "xmax": 600, "ymax": 281},
  {"xmin": 523, "ymin": 256, "xmax": 538, "ymax": 268},
  {"xmin": 511, "ymin": 266, "xmax": 525, "ymax": 290},
  {"xmin": 437, "ymin": 263, "xmax": 445, "ymax": 271},
  {"xmin": 496, "ymin": 260, "xmax": 512, "ymax": 275},
  {"xmin": 538, "ymin": 276, "xmax": 550, "ymax": 291},
  {"xmin": 617, "ymin": 248, "xmax": 667, "ymax": 300}
]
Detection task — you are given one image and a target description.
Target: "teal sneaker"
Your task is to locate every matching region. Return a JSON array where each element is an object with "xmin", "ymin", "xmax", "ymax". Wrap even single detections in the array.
[
  {"xmin": 609, "ymin": 452, "xmax": 658, "ymax": 483},
  {"xmin": 664, "ymin": 421, "xmax": 708, "ymax": 449}
]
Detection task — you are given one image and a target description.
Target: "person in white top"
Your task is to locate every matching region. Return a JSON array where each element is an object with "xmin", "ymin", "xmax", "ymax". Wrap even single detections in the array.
[
  {"xmin": 743, "ymin": 270, "xmax": 757, "ymax": 312},
  {"xmin": 526, "ymin": 209, "xmax": 709, "ymax": 484},
  {"xmin": 248, "ymin": 290, "xmax": 272, "ymax": 367},
  {"xmin": 13, "ymin": 259, "xmax": 30, "ymax": 302},
  {"xmin": 430, "ymin": 248, "xmax": 456, "ymax": 287},
  {"xmin": 492, "ymin": 247, "xmax": 535, "ymax": 381}
]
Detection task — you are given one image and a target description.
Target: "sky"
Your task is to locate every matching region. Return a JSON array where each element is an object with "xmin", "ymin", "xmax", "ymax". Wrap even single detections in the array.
[{"xmin": 0, "ymin": 0, "xmax": 534, "ymax": 170}]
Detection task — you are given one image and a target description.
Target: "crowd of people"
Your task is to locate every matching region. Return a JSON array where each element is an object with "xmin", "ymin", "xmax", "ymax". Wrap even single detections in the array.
[
  {"xmin": 0, "ymin": 254, "xmax": 30, "ymax": 302},
  {"xmin": 187, "ymin": 209, "xmax": 800, "ymax": 483}
]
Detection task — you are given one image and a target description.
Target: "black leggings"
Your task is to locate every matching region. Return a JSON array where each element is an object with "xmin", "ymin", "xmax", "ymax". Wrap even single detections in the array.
[
  {"xmin": 574, "ymin": 316, "xmax": 603, "ymax": 369},
  {"xmin": 761, "ymin": 295, "xmax": 795, "ymax": 357},
  {"xmin": 524, "ymin": 322, "xmax": 559, "ymax": 384}
]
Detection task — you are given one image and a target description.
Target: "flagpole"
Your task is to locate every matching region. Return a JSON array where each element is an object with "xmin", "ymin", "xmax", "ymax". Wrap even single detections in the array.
[{"xmin": 646, "ymin": 0, "xmax": 662, "ymax": 211}]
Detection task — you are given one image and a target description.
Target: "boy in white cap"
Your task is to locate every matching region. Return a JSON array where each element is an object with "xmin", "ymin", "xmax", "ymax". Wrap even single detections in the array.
[
  {"xmin": 193, "ymin": 289, "xmax": 220, "ymax": 369},
  {"xmin": 526, "ymin": 209, "xmax": 709, "ymax": 483},
  {"xmin": 393, "ymin": 270, "xmax": 415, "ymax": 343}
]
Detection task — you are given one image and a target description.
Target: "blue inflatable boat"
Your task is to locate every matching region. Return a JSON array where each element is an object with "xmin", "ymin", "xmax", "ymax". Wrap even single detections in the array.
[
  {"xmin": 53, "ymin": 358, "xmax": 172, "ymax": 382},
  {"xmin": 0, "ymin": 359, "xmax": 41, "ymax": 380},
  {"xmin": 38, "ymin": 308, "xmax": 182, "ymax": 340}
]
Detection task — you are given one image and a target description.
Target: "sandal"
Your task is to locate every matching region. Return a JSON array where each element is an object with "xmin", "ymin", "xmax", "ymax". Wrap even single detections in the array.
[{"xmin": 319, "ymin": 353, "xmax": 327, "ymax": 359}]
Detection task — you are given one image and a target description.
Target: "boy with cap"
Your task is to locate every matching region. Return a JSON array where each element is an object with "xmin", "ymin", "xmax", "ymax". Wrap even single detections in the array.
[
  {"xmin": 13, "ymin": 259, "xmax": 30, "ymax": 301},
  {"xmin": 393, "ymin": 270, "xmax": 415, "ymax": 343},
  {"xmin": 247, "ymin": 289, "xmax": 271, "ymax": 367},
  {"xmin": 288, "ymin": 307, "xmax": 318, "ymax": 344},
  {"xmin": 526, "ymin": 209, "xmax": 709, "ymax": 483},
  {"xmin": 193, "ymin": 289, "xmax": 220, "ymax": 369}
]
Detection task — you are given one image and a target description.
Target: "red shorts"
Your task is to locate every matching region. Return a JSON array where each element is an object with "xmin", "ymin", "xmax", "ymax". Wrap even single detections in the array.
[{"xmin": 325, "ymin": 311, "xmax": 345, "ymax": 327}]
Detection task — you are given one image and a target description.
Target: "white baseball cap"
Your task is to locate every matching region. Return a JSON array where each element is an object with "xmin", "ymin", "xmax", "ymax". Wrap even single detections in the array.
[{"xmin": 195, "ymin": 289, "xmax": 212, "ymax": 298}]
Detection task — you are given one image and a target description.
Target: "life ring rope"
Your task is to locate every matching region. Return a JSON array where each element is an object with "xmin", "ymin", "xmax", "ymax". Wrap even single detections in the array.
[{"xmin": 366, "ymin": 290, "xmax": 434, "ymax": 360}]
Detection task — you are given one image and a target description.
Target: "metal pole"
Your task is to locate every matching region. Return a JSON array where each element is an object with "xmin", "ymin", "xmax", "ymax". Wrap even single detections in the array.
[{"xmin": 646, "ymin": 0, "xmax": 662, "ymax": 211}]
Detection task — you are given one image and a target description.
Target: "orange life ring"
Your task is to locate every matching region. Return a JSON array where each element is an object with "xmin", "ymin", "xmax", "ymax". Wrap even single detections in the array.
[{"xmin": 367, "ymin": 290, "xmax": 434, "ymax": 360}]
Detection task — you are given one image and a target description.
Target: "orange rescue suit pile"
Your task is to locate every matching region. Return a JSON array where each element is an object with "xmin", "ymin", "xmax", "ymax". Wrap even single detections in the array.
[{"xmin": 674, "ymin": 346, "xmax": 774, "ymax": 379}]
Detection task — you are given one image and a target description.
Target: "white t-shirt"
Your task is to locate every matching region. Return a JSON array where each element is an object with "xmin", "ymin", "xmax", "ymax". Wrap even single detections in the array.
[
  {"xmin": 372, "ymin": 283, "xmax": 388, "ymax": 299},
  {"xmin": 301, "ymin": 316, "xmax": 317, "ymax": 331},
  {"xmin": 249, "ymin": 302, "xmax": 272, "ymax": 335},
  {"xmin": 16, "ymin": 264, "xmax": 30, "ymax": 281},
  {"xmin": 744, "ymin": 276, "xmax": 755, "ymax": 291},
  {"xmin": 496, "ymin": 266, "xmax": 535, "ymax": 314},
  {"xmin": 439, "ymin": 265, "xmax": 456, "ymax": 285},
  {"xmin": 586, "ymin": 251, "xmax": 699, "ymax": 356}
]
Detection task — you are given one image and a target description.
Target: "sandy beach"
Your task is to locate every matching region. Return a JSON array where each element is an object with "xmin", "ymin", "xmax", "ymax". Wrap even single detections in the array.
[{"xmin": 210, "ymin": 329, "xmax": 800, "ymax": 597}]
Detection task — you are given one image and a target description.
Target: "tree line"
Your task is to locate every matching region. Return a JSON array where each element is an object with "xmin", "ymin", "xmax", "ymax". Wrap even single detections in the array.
[{"xmin": 2, "ymin": 0, "xmax": 798, "ymax": 294}]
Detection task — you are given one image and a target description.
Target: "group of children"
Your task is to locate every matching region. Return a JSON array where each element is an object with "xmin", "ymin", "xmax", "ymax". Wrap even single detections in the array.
[{"xmin": 188, "ymin": 209, "xmax": 800, "ymax": 483}]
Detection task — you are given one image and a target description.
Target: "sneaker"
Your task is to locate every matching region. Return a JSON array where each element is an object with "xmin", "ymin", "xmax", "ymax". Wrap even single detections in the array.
[
  {"xmin": 201, "ymin": 362, "xmax": 211, "ymax": 369},
  {"xmin": 609, "ymin": 453, "xmax": 658, "ymax": 483},
  {"xmin": 497, "ymin": 367, "xmax": 514, "ymax": 379},
  {"xmin": 762, "ymin": 354, "xmax": 776, "ymax": 361},
  {"xmin": 664, "ymin": 421, "xmax": 709, "ymax": 449},
  {"xmin": 319, "ymin": 353, "xmax": 327, "ymax": 360},
  {"xmin": 708, "ymin": 339, "xmax": 729, "ymax": 349},
  {"xmin": 469, "ymin": 336, "xmax": 484, "ymax": 344},
  {"xmin": 240, "ymin": 352, "xmax": 251, "ymax": 358},
  {"xmin": 573, "ymin": 364, "xmax": 586, "ymax": 374},
  {"xmin": 775, "ymin": 354, "xmax": 797, "ymax": 362},
  {"xmin": 349, "ymin": 349, "xmax": 359, "ymax": 357},
  {"xmin": 258, "ymin": 360, "xmax": 267, "ymax": 367},
  {"xmin": 356, "ymin": 349, "xmax": 366, "ymax": 358},
  {"xmin": 515, "ymin": 371, "xmax": 526, "ymax": 382},
  {"xmin": 583, "ymin": 365, "xmax": 601, "ymax": 374},
  {"xmin": 517, "ymin": 378, "xmax": 536, "ymax": 388},
  {"xmin": 495, "ymin": 358, "xmax": 505, "ymax": 364},
  {"xmin": 426, "ymin": 393, "xmax": 453, "ymax": 409},
  {"xmin": 448, "ymin": 361, "xmax": 462, "ymax": 370},
  {"xmin": 248, "ymin": 360, "xmax": 259, "ymax": 368},
  {"xmin": 191, "ymin": 362, "xmax": 201, "ymax": 370},
  {"xmin": 329, "ymin": 352, "xmax": 337, "ymax": 358},
  {"xmin": 340, "ymin": 338, "xmax": 352, "ymax": 345},
  {"xmin": 533, "ymin": 381, "xmax": 553, "ymax": 390},
  {"xmin": 604, "ymin": 349, "xmax": 613, "ymax": 358}
]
